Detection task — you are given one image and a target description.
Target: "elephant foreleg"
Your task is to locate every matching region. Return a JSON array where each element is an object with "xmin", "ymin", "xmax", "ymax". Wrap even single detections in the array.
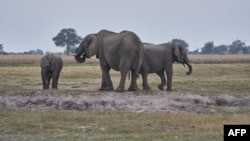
[
  {"xmin": 115, "ymin": 66, "xmax": 130, "ymax": 92},
  {"xmin": 142, "ymin": 73, "xmax": 151, "ymax": 90},
  {"xmin": 156, "ymin": 70, "xmax": 166, "ymax": 90},
  {"xmin": 42, "ymin": 79, "xmax": 48, "ymax": 89},
  {"xmin": 165, "ymin": 65, "xmax": 173, "ymax": 91},
  {"xmin": 52, "ymin": 74, "xmax": 59, "ymax": 89},
  {"xmin": 46, "ymin": 74, "xmax": 52, "ymax": 89},
  {"xmin": 42, "ymin": 72, "xmax": 47, "ymax": 89},
  {"xmin": 42, "ymin": 70, "xmax": 49, "ymax": 89}
]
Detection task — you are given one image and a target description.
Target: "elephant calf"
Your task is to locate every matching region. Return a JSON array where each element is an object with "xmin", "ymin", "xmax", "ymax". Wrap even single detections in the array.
[
  {"xmin": 40, "ymin": 54, "xmax": 63, "ymax": 89},
  {"xmin": 140, "ymin": 43, "xmax": 192, "ymax": 91}
]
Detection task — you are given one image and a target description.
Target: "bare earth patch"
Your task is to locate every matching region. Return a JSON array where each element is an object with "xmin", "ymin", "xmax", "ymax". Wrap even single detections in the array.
[{"xmin": 1, "ymin": 90, "xmax": 250, "ymax": 113}]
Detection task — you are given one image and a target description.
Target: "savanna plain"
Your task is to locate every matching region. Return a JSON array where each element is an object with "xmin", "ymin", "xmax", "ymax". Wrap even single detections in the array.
[{"xmin": 0, "ymin": 54, "xmax": 250, "ymax": 141}]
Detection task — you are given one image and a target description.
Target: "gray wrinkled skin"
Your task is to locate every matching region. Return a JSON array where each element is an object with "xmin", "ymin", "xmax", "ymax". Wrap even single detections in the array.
[
  {"xmin": 40, "ymin": 54, "xmax": 63, "ymax": 89},
  {"xmin": 75, "ymin": 29, "xmax": 144, "ymax": 92},
  {"xmin": 140, "ymin": 43, "xmax": 192, "ymax": 91}
]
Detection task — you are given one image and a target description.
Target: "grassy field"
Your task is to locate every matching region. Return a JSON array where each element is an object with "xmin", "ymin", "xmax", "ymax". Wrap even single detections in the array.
[
  {"xmin": 0, "ymin": 55, "xmax": 249, "ymax": 94},
  {"xmin": 0, "ymin": 54, "xmax": 250, "ymax": 141},
  {"xmin": 0, "ymin": 111, "xmax": 249, "ymax": 141}
]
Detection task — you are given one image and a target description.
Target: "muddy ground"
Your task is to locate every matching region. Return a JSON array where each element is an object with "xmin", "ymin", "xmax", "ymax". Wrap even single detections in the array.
[{"xmin": 1, "ymin": 90, "xmax": 250, "ymax": 114}]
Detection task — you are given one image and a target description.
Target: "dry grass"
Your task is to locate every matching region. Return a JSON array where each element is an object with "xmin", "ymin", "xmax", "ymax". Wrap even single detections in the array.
[
  {"xmin": 0, "ymin": 55, "xmax": 42, "ymax": 66},
  {"xmin": 0, "ymin": 55, "xmax": 98, "ymax": 66},
  {"xmin": 189, "ymin": 54, "xmax": 250, "ymax": 64},
  {"xmin": 0, "ymin": 111, "xmax": 249, "ymax": 141},
  {"xmin": 1, "ymin": 54, "xmax": 250, "ymax": 67},
  {"xmin": 171, "ymin": 63, "xmax": 250, "ymax": 95}
]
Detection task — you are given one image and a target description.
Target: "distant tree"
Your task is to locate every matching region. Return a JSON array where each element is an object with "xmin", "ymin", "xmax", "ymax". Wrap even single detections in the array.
[
  {"xmin": 0, "ymin": 44, "xmax": 3, "ymax": 52},
  {"xmin": 170, "ymin": 39, "xmax": 189, "ymax": 52},
  {"xmin": 52, "ymin": 28, "xmax": 82, "ymax": 55},
  {"xmin": 190, "ymin": 48, "xmax": 199, "ymax": 54},
  {"xmin": 24, "ymin": 49, "xmax": 43, "ymax": 54},
  {"xmin": 64, "ymin": 46, "xmax": 77, "ymax": 55},
  {"xmin": 201, "ymin": 41, "xmax": 214, "ymax": 54},
  {"xmin": 0, "ymin": 44, "xmax": 5, "ymax": 54},
  {"xmin": 45, "ymin": 51, "xmax": 51, "ymax": 55},
  {"xmin": 36, "ymin": 49, "xmax": 44, "ymax": 54},
  {"xmin": 213, "ymin": 45, "xmax": 228, "ymax": 54},
  {"xmin": 245, "ymin": 46, "xmax": 250, "ymax": 54},
  {"xmin": 228, "ymin": 40, "xmax": 246, "ymax": 54}
]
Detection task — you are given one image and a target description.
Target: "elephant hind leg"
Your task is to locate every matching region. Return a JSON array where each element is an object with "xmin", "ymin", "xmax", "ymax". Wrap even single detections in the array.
[
  {"xmin": 128, "ymin": 70, "xmax": 139, "ymax": 91},
  {"xmin": 115, "ymin": 64, "xmax": 130, "ymax": 92},
  {"xmin": 156, "ymin": 70, "xmax": 166, "ymax": 90}
]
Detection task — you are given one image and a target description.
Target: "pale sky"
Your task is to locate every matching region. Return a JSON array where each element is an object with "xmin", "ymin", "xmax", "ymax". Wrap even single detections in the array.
[{"xmin": 1, "ymin": 0, "xmax": 250, "ymax": 53}]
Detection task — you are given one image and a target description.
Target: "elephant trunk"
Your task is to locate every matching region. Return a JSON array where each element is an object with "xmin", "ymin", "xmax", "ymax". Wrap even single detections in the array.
[
  {"xmin": 182, "ymin": 56, "xmax": 192, "ymax": 75},
  {"xmin": 74, "ymin": 52, "xmax": 86, "ymax": 63},
  {"xmin": 186, "ymin": 63, "xmax": 192, "ymax": 75}
]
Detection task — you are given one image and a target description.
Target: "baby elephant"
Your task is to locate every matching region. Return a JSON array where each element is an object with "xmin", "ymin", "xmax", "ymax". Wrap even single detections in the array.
[{"xmin": 40, "ymin": 54, "xmax": 63, "ymax": 89}]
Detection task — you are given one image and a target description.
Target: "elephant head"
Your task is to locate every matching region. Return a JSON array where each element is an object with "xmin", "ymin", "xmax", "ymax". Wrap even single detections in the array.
[
  {"xmin": 74, "ymin": 34, "xmax": 98, "ymax": 63},
  {"xmin": 173, "ymin": 44, "xmax": 192, "ymax": 75}
]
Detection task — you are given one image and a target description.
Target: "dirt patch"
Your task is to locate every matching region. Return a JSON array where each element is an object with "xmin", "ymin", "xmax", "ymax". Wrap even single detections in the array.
[{"xmin": 0, "ymin": 90, "xmax": 250, "ymax": 113}]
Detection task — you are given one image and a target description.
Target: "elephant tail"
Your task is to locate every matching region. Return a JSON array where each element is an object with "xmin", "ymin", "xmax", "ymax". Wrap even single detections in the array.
[
  {"xmin": 135, "ymin": 39, "xmax": 144, "ymax": 78},
  {"xmin": 127, "ymin": 70, "xmax": 131, "ymax": 81},
  {"xmin": 123, "ymin": 30, "xmax": 144, "ymax": 79},
  {"xmin": 127, "ymin": 70, "xmax": 139, "ymax": 81}
]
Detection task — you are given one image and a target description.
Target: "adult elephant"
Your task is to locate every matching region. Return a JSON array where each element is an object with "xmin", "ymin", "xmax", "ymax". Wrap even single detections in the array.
[
  {"xmin": 40, "ymin": 54, "xmax": 63, "ymax": 89},
  {"xmin": 73, "ymin": 30, "xmax": 144, "ymax": 92},
  {"xmin": 140, "ymin": 43, "xmax": 192, "ymax": 91}
]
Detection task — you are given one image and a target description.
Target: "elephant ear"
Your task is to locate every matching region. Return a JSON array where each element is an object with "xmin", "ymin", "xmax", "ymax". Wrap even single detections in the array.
[
  {"xmin": 173, "ymin": 44, "xmax": 181, "ymax": 62},
  {"xmin": 86, "ymin": 34, "xmax": 99, "ymax": 59}
]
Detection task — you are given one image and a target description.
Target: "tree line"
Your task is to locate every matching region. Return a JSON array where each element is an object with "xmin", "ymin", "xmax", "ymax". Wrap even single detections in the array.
[
  {"xmin": 1, "ymin": 28, "xmax": 250, "ymax": 55},
  {"xmin": 192, "ymin": 40, "xmax": 250, "ymax": 54}
]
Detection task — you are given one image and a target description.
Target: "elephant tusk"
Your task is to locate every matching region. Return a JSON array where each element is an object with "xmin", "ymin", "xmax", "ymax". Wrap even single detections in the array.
[
  {"xmin": 80, "ymin": 52, "xmax": 86, "ymax": 58},
  {"xmin": 69, "ymin": 52, "xmax": 77, "ymax": 56},
  {"xmin": 70, "ymin": 52, "xmax": 85, "ymax": 57}
]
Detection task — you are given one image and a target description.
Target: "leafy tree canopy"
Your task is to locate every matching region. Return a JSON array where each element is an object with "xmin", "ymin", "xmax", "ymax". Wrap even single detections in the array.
[
  {"xmin": 170, "ymin": 39, "xmax": 189, "ymax": 52},
  {"xmin": 52, "ymin": 28, "xmax": 82, "ymax": 55},
  {"xmin": 229, "ymin": 40, "xmax": 246, "ymax": 54},
  {"xmin": 201, "ymin": 41, "xmax": 214, "ymax": 54},
  {"xmin": 0, "ymin": 44, "xmax": 3, "ymax": 51},
  {"xmin": 213, "ymin": 45, "xmax": 228, "ymax": 54},
  {"xmin": 199, "ymin": 40, "xmax": 250, "ymax": 54}
]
